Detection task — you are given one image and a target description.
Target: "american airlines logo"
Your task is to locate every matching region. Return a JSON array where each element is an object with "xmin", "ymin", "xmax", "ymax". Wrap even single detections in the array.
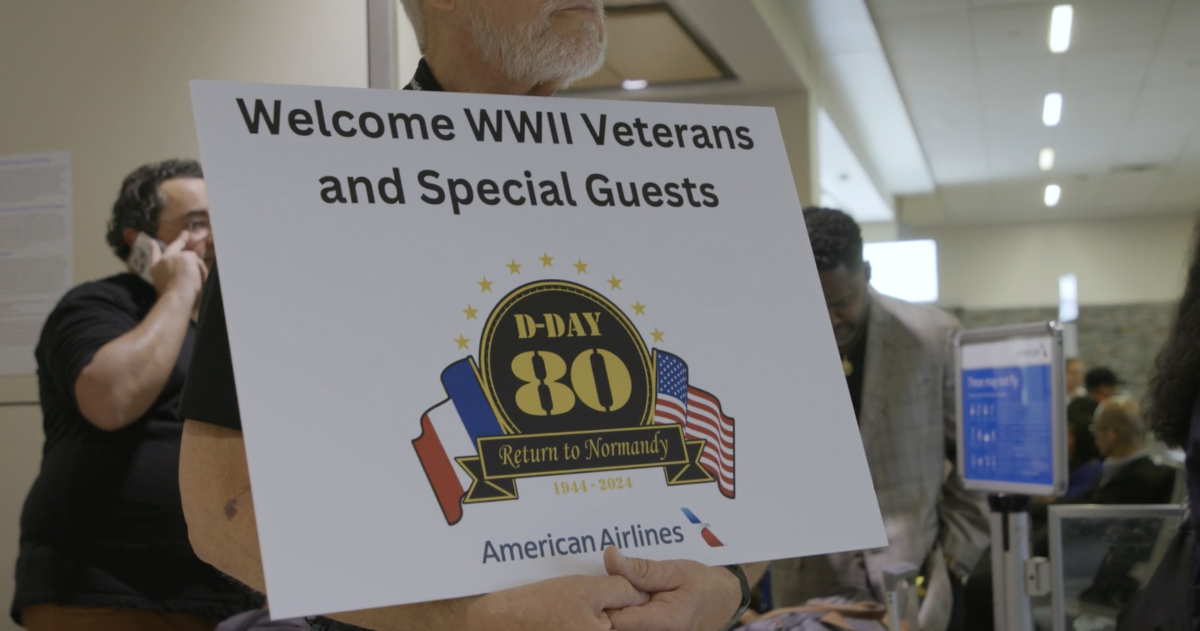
[{"xmin": 681, "ymin": 507, "xmax": 724, "ymax": 547}]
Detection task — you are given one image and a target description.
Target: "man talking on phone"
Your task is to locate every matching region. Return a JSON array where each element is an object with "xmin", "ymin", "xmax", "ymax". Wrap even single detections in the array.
[
  {"xmin": 178, "ymin": 2, "xmax": 766, "ymax": 631},
  {"xmin": 11, "ymin": 159, "xmax": 260, "ymax": 631}
]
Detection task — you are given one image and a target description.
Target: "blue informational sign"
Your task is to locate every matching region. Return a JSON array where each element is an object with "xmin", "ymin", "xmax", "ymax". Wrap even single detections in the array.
[
  {"xmin": 962, "ymin": 365, "xmax": 1054, "ymax": 487},
  {"xmin": 956, "ymin": 328, "xmax": 1065, "ymax": 495}
]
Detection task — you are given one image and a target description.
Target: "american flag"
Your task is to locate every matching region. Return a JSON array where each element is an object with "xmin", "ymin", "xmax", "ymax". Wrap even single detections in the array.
[{"xmin": 654, "ymin": 351, "xmax": 734, "ymax": 498}]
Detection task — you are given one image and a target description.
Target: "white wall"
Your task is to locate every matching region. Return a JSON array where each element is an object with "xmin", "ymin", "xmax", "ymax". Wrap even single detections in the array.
[
  {"xmin": 0, "ymin": 2, "xmax": 368, "ymax": 627},
  {"xmin": 909, "ymin": 213, "xmax": 1198, "ymax": 310}
]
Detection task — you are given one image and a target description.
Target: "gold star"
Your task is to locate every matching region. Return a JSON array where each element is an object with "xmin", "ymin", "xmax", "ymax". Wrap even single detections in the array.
[
  {"xmin": 477, "ymin": 277, "xmax": 493, "ymax": 292},
  {"xmin": 651, "ymin": 328, "xmax": 665, "ymax": 343},
  {"xmin": 506, "ymin": 259, "xmax": 522, "ymax": 275},
  {"xmin": 574, "ymin": 259, "xmax": 588, "ymax": 274},
  {"xmin": 463, "ymin": 304, "xmax": 479, "ymax": 320},
  {"xmin": 539, "ymin": 252, "xmax": 554, "ymax": 268},
  {"xmin": 454, "ymin": 334, "xmax": 470, "ymax": 350},
  {"xmin": 607, "ymin": 275, "xmax": 622, "ymax": 290},
  {"xmin": 631, "ymin": 301, "xmax": 646, "ymax": 315}
]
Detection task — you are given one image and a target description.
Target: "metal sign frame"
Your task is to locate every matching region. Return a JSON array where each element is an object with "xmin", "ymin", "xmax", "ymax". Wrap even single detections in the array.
[
  {"xmin": 1048, "ymin": 504, "xmax": 1183, "ymax": 631},
  {"xmin": 955, "ymin": 321, "xmax": 1068, "ymax": 497}
]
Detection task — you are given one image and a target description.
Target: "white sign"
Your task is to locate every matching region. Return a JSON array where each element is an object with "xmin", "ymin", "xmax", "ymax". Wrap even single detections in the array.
[
  {"xmin": 957, "ymin": 325, "xmax": 1065, "ymax": 496},
  {"xmin": 190, "ymin": 81, "xmax": 885, "ymax": 619},
  {"xmin": 0, "ymin": 151, "xmax": 73, "ymax": 376}
]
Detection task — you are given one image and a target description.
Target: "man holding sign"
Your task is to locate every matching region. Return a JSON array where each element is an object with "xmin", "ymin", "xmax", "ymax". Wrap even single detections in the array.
[{"xmin": 179, "ymin": 1, "xmax": 765, "ymax": 630}]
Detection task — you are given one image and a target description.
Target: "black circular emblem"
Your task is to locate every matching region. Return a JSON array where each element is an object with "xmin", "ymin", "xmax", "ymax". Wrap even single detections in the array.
[{"xmin": 479, "ymin": 281, "xmax": 653, "ymax": 435}]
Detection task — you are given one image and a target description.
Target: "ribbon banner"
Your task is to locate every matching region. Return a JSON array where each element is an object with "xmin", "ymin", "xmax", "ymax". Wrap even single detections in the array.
[{"xmin": 414, "ymin": 353, "xmax": 722, "ymax": 524}]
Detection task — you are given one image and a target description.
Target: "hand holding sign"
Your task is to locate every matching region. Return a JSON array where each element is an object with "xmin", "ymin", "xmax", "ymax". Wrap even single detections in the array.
[
  {"xmin": 463, "ymin": 573, "xmax": 648, "ymax": 631},
  {"xmin": 603, "ymin": 546, "xmax": 742, "ymax": 631}
]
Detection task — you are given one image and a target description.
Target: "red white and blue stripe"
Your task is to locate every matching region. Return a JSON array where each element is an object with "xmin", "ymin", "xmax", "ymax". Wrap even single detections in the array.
[
  {"xmin": 412, "ymin": 358, "xmax": 502, "ymax": 525},
  {"xmin": 681, "ymin": 507, "xmax": 725, "ymax": 547},
  {"xmin": 654, "ymin": 351, "xmax": 735, "ymax": 498}
]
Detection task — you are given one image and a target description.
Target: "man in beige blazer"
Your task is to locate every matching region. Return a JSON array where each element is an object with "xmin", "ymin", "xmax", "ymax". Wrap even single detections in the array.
[{"xmin": 771, "ymin": 208, "xmax": 990, "ymax": 631}]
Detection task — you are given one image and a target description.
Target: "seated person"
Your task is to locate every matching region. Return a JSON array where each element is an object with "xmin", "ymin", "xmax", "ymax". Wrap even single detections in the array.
[
  {"xmin": 1066, "ymin": 367, "xmax": 1122, "ymax": 470},
  {"xmin": 1032, "ymin": 396, "xmax": 1174, "ymax": 555},
  {"xmin": 1071, "ymin": 394, "xmax": 1175, "ymax": 607},
  {"xmin": 1075, "ymin": 396, "xmax": 1174, "ymax": 505}
]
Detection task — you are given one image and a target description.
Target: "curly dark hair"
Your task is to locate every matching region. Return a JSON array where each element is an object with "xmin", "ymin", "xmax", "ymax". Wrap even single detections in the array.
[
  {"xmin": 105, "ymin": 159, "xmax": 203, "ymax": 261},
  {"xmin": 803, "ymin": 207, "xmax": 863, "ymax": 272},
  {"xmin": 1147, "ymin": 220, "xmax": 1200, "ymax": 447}
]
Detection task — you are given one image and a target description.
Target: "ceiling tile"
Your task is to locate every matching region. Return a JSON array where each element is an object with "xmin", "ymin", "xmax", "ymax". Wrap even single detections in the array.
[
  {"xmin": 977, "ymin": 58, "xmax": 1063, "ymax": 103},
  {"xmin": 1054, "ymin": 85, "xmax": 1139, "ymax": 128},
  {"xmin": 875, "ymin": 12, "xmax": 974, "ymax": 62},
  {"xmin": 939, "ymin": 183, "xmax": 996, "ymax": 217},
  {"xmin": 1144, "ymin": 47, "xmax": 1200, "ymax": 86},
  {"xmin": 1131, "ymin": 83, "xmax": 1200, "ymax": 120},
  {"xmin": 1155, "ymin": 165, "xmax": 1200, "ymax": 206},
  {"xmin": 1098, "ymin": 170, "xmax": 1168, "ymax": 210},
  {"xmin": 1050, "ymin": 131, "xmax": 1119, "ymax": 173},
  {"xmin": 984, "ymin": 129, "xmax": 1047, "ymax": 179},
  {"xmin": 1069, "ymin": 1, "xmax": 1171, "ymax": 53},
  {"xmin": 1042, "ymin": 175, "xmax": 1103, "ymax": 214},
  {"xmin": 969, "ymin": 4, "xmax": 1057, "ymax": 62},
  {"xmin": 1064, "ymin": 50, "xmax": 1155, "ymax": 92},
  {"xmin": 894, "ymin": 63, "xmax": 981, "ymax": 120},
  {"xmin": 868, "ymin": 0, "xmax": 1195, "ymax": 223},
  {"xmin": 1161, "ymin": 1, "xmax": 1200, "ymax": 52},
  {"xmin": 1184, "ymin": 137, "xmax": 1200, "ymax": 161},
  {"xmin": 922, "ymin": 133, "xmax": 990, "ymax": 184},
  {"xmin": 866, "ymin": 0, "xmax": 969, "ymax": 20},
  {"xmin": 1116, "ymin": 119, "xmax": 1194, "ymax": 167}
]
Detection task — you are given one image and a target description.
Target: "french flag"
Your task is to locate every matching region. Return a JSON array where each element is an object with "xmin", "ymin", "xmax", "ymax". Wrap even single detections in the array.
[{"xmin": 412, "ymin": 358, "xmax": 502, "ymax": 525}]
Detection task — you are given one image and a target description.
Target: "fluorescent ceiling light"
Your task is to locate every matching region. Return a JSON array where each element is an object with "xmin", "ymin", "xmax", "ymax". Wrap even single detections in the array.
[
  {"xmin": 1058, "ymin": 273, "xmax": 1079, "ymax": 322},
  {"xmin": 1049, "ymin": 5, "xmax": 1074, "ymax": 53},
  {"xmin": 1045, "ymin": 184, "xmax": 1062, "ymax": 207},
  {"xmin": 621, "ymin": 79, "xmax": 648, "ymax": 91},
  {"xmin": 863, "ymin": 240, "xmax": 939, "ymax": 303},
  {"xmin": 1043, "ymin": 93, "xmax": 1063, "ymax": 126},
  {"xmin": 1039, "ymin": 148, "xmax": 1056, "ymax": 171}
]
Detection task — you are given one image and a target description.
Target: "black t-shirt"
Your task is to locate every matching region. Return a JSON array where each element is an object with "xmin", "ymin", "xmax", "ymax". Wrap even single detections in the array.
[
  {"xmin": 179, "ymin": 59, "xmax": 444, "ymax": 431},
  {"xmin": 12, "ymin": 274, "xmax": 259, "ymax": 623}
]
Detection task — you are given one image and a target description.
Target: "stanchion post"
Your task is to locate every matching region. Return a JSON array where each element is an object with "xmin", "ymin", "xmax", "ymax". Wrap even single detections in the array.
[{"xmin": 990, "ymin": 494, "xmax": 1033, "ymax": 631}]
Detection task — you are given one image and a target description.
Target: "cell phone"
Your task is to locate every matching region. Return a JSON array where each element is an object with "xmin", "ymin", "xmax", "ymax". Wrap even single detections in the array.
[{"xmin": 128, "ymin": 232, "xmax": 167, "ymax": 285}]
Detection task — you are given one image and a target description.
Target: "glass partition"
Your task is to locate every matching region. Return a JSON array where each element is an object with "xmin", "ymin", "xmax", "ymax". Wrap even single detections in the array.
[{"xmin": 1048, "ymin": 504, "xmax": 1183, "ymax": 631}]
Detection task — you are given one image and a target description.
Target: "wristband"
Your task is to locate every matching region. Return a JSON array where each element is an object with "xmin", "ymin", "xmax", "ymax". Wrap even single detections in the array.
[{"xmin": 718, "ymin": 564, "xmax": 751, "ymax": 631}]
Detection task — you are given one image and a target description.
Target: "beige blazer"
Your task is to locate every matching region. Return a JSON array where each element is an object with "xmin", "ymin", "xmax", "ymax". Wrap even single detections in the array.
[{"xmin": 771, "ymin": 290, "xmax": 990, "ymax": 631}]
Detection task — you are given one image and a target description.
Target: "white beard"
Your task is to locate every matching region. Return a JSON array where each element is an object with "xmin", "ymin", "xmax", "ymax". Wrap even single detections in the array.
[{"xmin": 468, "ymin": 0, "xmax": 607, "ymax": 87}]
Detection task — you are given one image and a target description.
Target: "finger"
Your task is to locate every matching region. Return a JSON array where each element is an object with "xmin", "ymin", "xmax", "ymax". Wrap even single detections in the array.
[
  {"xmin": 164, "ymin": 230, "xmax": 189, "ymax": 255},
  {"xmin": 606, "ymin": 599, "xmax": 677, "ymax": 631},
  {"xmin": 604, "ymin": 546, "xmax": 684, "ymax": 593},
  {"xmin": 181, "ymin": 229, "xmax": 207, "ymax": 251},
  {"xmin": 196, "ymin": 256, "xmax": 210, "ymax": 285},
  {"xmin": 147, "ymin": 236, "xmax": 164, "ymax": 266},
  {"xmin": 589, "ymin": 575, "xmax": 650, "ymax": 611}
]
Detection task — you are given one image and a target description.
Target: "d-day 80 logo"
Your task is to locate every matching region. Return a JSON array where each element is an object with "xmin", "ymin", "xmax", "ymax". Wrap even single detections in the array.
[{"xmin": 412, "ymin": 254, "xmax": 736, "ymax": 525}]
